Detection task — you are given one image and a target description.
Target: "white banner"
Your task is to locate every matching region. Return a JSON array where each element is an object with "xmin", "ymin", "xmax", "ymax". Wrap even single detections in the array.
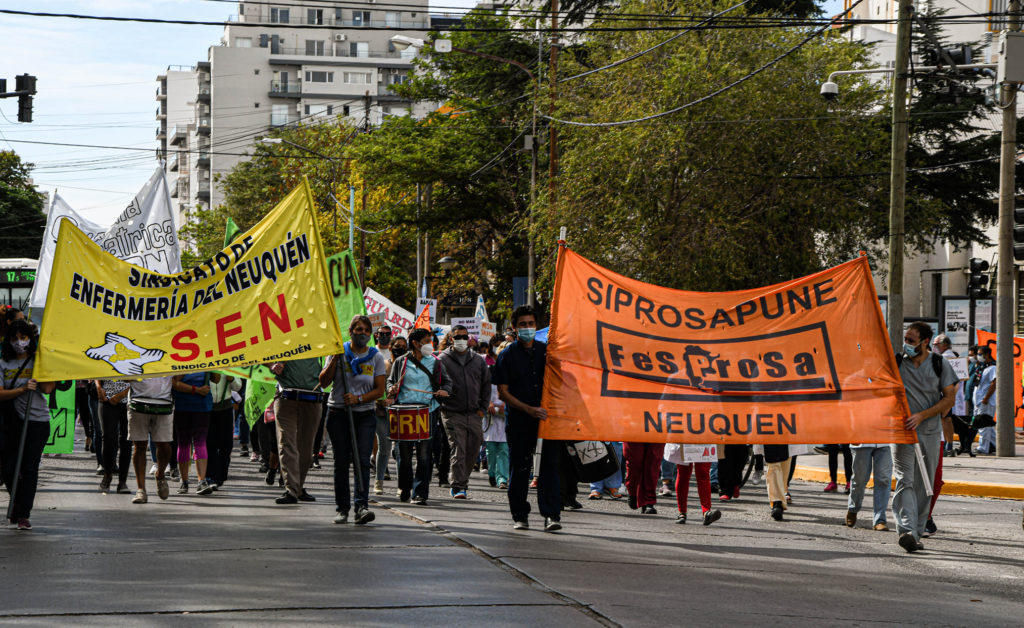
[
  {"xmin": 99, "ymin": 167, "xmax": 181, "ymax": 275},
  {"xmin": 474, "ymin": 295, "xmax": 488, "ymax": 322},
  {"xmin": 364, "ymin": 287, "xmax": 415, "ymax": 332},
  {"xmin": 451, "ymin": 317, "xmax": 480, "ymax": 335},
  {"xmin": 664, "ymin": 443, "xmax": 717, "ymax": 464},
  {"xmin": 29, "ymin": 193, "xmax": 110, "ymax": 310}
]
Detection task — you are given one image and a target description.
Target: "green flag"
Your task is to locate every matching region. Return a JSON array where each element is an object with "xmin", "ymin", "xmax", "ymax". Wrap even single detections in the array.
[
  {"xmin": 224, "ymin": 216, "xmax": 241, "ymax": 248},
  {"xmin": 326, "ymin": 250, "xmax": 368, "ymax": 331},
  {"xmin": 243, "ymin": 364, "xmax": 277, "ymax": 428},
  {"xmin": 43, "ymin": 381, "xmax": 76, "ymax": 454}
]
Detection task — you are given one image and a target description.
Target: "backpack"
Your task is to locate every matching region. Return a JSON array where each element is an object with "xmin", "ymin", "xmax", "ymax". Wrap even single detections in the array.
[{"xmin": 894, "ymin": 351, "xmax": 944, "ymax": 393}]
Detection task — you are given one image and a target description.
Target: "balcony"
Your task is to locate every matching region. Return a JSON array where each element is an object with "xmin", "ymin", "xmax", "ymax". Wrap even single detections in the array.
[
  {"xmin": 156, "ymin": 105, "xmax": 166, "ymax": 120},
  {"xmin": 169, "ymin": 125, "xmax": 186, "ymax": 146},
  {"xmin": 269, "ymin": 80, "xmax": 302, "ymax": 97},
  {"xmin": 156, "ymin": 126, "xmax": 166, "ymax": 139},
  {"xmin": 198, "ymin": 85, "xmax": 211, "ymax": 102},
  {"xmin": 170, "ymin": 183, "xmax": 179, "ymax": 198},
  {"xmin": 197, "ymin": 117, "xmax": 211, "ymax": 135},
  {"xmin": 156, "ymin": 86, "xmax": 166, "ymax": 100},
  {"xmin": 169, "ymin": 154, "xmax": 179, "ymax": 172},
  {"xmin": 230, "ymin": 12, "xmax": 428, "ymax": 29},
  {"xmin": 197, "ymin": 150, "xmax": 210, "ymax": 168},
  {"xmin": 197, "ymin": 180, "xmax": 211, "ymax": 201},
  {"xmin": 273, "ymin": 46, "xmax": 413, "ymax": 60}
]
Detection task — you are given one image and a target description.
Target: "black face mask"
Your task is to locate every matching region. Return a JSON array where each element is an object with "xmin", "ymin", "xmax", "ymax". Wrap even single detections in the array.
[{"xmin": 393, "ymin": 346, "xmax": 408, "ymax": 358}]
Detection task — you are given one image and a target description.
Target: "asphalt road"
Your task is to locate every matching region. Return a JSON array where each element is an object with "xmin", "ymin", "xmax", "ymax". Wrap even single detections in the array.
[{"xmin": 2, "ymin": 447, "xmax": 1022, "ymax": 627}]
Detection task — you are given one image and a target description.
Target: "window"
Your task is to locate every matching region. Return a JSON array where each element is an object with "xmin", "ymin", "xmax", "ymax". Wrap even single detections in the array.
[
  {"xmin": 343, "ymin": 105, "xmax": 350, "ymax": 116},
  {"xmin": 344, "ymin": 72, "xmax": 371, "ymax": 84},
  {"xmin": 327, "ymin": 105, "xmax": 333, "ymax": 115},
  {"xmin": 305, "ymin": 71, "xmax": 334, "ymax": 83},
  {"xmin": 389, "ymin": 73, "xmax": 409, "ymax": 86},
  {"xmin": 305, "ymin": 40, "xmax": 325, "ymax": 56},
  {"xmin": 385, "ymin": 12, "xmax": 399, "ymax": 27},
  {"xmin": 271, "ymin": 104, "xmax": 290, "ymax": 126},
  {"xmin": 235, "ymin": 37, "xmax": 252, "ymax": 47},
  {"xmin": 349, "ymin": 42, "xmax": 369, "ymax": 58},
  {"xmin": 305, "ymin": 104, "xmax": 329, "ymax": 117},
  {"xmin": 270, "ymin": 7, "xmax": 289, "ymax": 23},
  {"xmin": 308, "ymin": 9, "xmax": 323, "ymax": 25},
  {"xmin": 353, "ymin": 10, "xmax": 370, "ymax": 26}
]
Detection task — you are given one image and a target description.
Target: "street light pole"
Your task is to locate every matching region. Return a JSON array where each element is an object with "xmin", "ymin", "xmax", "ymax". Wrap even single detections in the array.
[
  {"xmin": 886, "ymin": 0, "xmax": 914, "ymax": 350},
  {"xmin": 996, "ymin": 0, "xmax": 1020, "ymax": 458}
]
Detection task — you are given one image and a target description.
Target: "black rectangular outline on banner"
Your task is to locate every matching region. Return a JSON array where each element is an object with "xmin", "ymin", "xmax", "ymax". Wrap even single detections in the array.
[{"xmin": 596, "ymin": 321, "xmax": 842, "ymax": 403}]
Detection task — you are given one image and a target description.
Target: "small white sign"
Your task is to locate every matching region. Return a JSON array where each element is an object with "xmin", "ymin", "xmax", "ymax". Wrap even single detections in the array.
[
  {"xmin": 948, "ymin": 356, "xmax": 969, "ymax": 380},
  {"xmin": 479, "ymin": 321, "xmax": 497, "ymax": 343},
  {"xmin": 416, "ymin": 297, "xmax": 437, "ymax": 325},
  {"xmin": 451, "ymin": 317, "xmax": 480, "ymax": 335}
]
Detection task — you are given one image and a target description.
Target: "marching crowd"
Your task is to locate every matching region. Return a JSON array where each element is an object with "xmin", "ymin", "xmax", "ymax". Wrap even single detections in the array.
[{"xmin": 0, "ymin": 304, "xmax": 1005, "ymax": 552}]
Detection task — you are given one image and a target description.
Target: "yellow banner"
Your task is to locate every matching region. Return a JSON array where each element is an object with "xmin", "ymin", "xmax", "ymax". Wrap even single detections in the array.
[{"xmin": 36, "ymin": 180, "xmax": 344, "ymax": 381}]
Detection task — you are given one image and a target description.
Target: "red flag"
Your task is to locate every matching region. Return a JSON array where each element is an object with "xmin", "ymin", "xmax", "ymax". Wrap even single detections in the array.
[{"xmin": 414, "ymin": 302, "xmax": 431, "ymax": 330}]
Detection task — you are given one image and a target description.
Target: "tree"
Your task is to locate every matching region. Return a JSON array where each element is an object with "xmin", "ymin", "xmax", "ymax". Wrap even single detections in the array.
[{"xmin": 0, "ymin": 151, "xmax": 46, "ymax": 259}]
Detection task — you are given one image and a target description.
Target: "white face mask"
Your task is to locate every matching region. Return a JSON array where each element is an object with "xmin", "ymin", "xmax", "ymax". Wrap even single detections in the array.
[
  {"xmin": 12, "ymin": 339, "xmax": 30, "ymax": 353},
  {"xmin": 420, "ymin": 343, "xmax": 434, "ymax": 357},
  {"xmin": 453, "ymin": 339, "xmax": 469, "ymax": 352}
]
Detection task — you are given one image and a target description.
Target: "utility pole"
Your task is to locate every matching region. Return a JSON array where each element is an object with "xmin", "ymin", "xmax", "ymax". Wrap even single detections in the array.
[
  {"xmin": 527, "ymin": 19, "xmax": 541, "ymax": 307},
  {"xmin": 363, "ymin": 90, "xmax": 371, "ymax": 132},
  {"xmin": 886, "ymin": 0, "xmax": 913, "ymax": 350},
  {"xmin": 416, "ymin": 183, "xmax": 422, "ymax": 295},
  {"xmin": 360, "ymin": 182, "xmax": 368, "ymax": 288},
  {"xmin": 996, "ymin": 0, "xmax": 1020, "ymax": 457},
  {"xmin": 548, "ymin": 0, "xmax": 559, "ymax": 208}
]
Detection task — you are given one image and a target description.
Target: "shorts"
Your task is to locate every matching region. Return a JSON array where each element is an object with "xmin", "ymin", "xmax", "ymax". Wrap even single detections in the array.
[{"xmin": 127, "ymin": 411, "xmax": 173, "ymax": 443}]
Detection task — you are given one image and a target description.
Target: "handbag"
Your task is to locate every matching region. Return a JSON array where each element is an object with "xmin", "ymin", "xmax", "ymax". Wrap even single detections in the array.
[
  {"xmin": 564, "ymin": 441, "xmax": 619, "ymax": 483},
  {"xmin": 970, "ymin": 413, "xmax": 996, "ymax": 429}
]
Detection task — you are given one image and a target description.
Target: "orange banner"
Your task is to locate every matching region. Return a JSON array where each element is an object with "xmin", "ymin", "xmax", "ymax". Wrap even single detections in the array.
[
  {"xmin": 539, "ymin": 249, "xmax": 914, "ymax": 445},
  {"xmin": 975, "ymin": 329, "xmax": 1024, "ymax": 429}
]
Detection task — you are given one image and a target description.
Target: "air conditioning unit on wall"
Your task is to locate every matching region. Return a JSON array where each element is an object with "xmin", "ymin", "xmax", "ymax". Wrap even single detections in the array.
[
  {"xmin": 390, "ymin": 68, "xmax": 398, "ymax": 74},
  {"xmin": 334, "ymin": 34, "xmax": 346, "ymax": 42}
]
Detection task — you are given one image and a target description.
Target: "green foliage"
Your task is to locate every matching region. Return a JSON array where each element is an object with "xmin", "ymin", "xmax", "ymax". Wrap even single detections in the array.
[{"xmin": 0, "ymin": 151, "xmax": 46, "ymax": 259}]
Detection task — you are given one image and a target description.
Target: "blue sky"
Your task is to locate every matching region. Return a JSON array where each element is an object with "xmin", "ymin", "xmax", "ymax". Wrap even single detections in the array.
[{"xmin": 0, "ymin": 0, "xmax": 843, "ymax": 226}]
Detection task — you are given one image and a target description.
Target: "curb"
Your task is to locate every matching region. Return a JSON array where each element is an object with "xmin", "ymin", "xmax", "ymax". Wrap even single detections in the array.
[{"xmin": 792, "ymin": 466, "xmax": 1024, "ymax": 501}]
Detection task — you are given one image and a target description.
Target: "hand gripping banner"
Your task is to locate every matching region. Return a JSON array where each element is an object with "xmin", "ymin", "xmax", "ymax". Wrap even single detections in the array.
[
  {"xmin": 35, "ymin": 179, "xmax": 345, "ymax": 381},
  {"xmin": 539, "ymin": 248, "xmax": 914, "ymax": 445}
]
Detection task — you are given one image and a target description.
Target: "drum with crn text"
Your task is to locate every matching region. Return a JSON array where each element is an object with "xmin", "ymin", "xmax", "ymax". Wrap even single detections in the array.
[{"xmin": 388, "ymin": 404, "xmax": 431, "ymax": 441}]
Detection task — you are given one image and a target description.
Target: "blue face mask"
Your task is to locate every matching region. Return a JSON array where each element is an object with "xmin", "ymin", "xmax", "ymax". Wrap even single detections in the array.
[
  {"xmin": 517, "ymin": 327, "xmax": 536, "ymax": 342},
  {"xmin": 903, "ymin": 342, "xmax": 919, "ymax": 357}
]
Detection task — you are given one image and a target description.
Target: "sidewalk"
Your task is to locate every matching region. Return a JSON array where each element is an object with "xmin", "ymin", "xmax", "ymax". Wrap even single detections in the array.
[{"xmin": 792, "ymin": 435, "xmax": 1024, "ymax": 499}]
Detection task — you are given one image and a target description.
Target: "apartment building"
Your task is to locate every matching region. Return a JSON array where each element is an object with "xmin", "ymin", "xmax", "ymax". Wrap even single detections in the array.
[
  {"xmin": 156, "ymin": 0, "xmax": 439, "ymax": 224},
  {"xmin": 840, "ymin": 0, "xmax": 1018, "ymax": 328}
]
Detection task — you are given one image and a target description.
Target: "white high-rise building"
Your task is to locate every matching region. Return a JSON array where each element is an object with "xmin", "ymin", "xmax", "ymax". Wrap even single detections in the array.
[{"xmin": 157, "ymin": 0, "xmax": 440, "ymax": 224}]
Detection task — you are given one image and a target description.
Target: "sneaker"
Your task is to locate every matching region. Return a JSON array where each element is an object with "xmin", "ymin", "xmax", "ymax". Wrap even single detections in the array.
[
  {"xmin": 641, "ymin": 505, "xmax": 657, "ymax": 515},
  {"xmin": 823, "ymin": 481, "xmax": 838, "ymax": 493},
  {"xmin": 412, "ymin": 495, "xmax": 427, "ymax": 505},
  {"xmin": 513, "ymin": 519, "xmax": 529, "ymax": 530},
  {"xmin": 354, "ymin": 507, "xmax": 375, "ymax": 525},
  {"xmin": 843, "ymin": 482, "xmax": 851, "ymax": 494},
  {"xmin": 250, "ymin": 452, "xmax": 260, "ymax": 462},
  {"xmin": 771, "ymin": 501, "xmax": 784, "ymax": 521},
  {"xmin": 177, "ymin": 481, "xmax": 189, "ymax": 495},
  {"xmin": 170, "ymin": 468, "xmax": 180, "ymax": 480},
  {"xmin": 298, "ymin": 490, "xmax": 315, "ymax": 502},
  {"xmin": 149, "ymin": 463, "xmax": 158, "ymax": 476},
  {"xmin": 702, "ymin": 509, "xmax": 722, "ymax": 526},
  {"xmin": 265, "ymin": 468, "xmax": 277, "ymax": 485},
  {"xmin": 898, "ymin": 532, "xmax": 919, "ymax": 553},
  {"xmin": 452, "ymin": 490, "xmax": 467, "ymax": 500},
  {"xmin": 785, "ymin": 492, "xmax": 792, "ymax": 504},
  {"xmin": 373, "ymin": 480, "xmax": 384, "ymax": 495},
  {"xmin": 132, "ymin": 489, "xmax": 148, "ymax": 504},
  {"xmin": 17, "ymin": 518, "xmax": 31, "ymax": 530},
  {"xmin": 710, "ymin": 482, "xmax": 720, "ymax": 494},
  {"xmin": 845, "ymin": 510, "xmax": 857, "ymax": 527},
  {"xmin": 925, "ymin": 518, "xmax": 937, "ymax": 535},
  {"xmin": 334, "ymin": 512, "xmax": 349, "ymax": 524},
  {"xmin": 311, "ymin": 458, "xmax": 321, "ymax": 470},
  {"xmin": 498, "ymin": 482, "xmax": 508, "ymax": 490},
  {"xmin": 197, "ymin": 480, "xmax": 214, "ymax": 496},
  {"xmin": 873, "ymin": 522, "xmax": 889, "ymax": 531},
  {"xmin": 116, "ymin": 483, "xmax": 130, "ymax": 494},
  {"xmin": 276, "ymin": 492, "xmax": 298, "ymax": 505},
  {"xmin": 750, "ymin": 470, "xmax": 764, "ymax": 485},
  {"xmin": 675, "ymin": 512, "xmax": 687, "ymax": 524},
  {"xmin": 258, "ymin": 462, "xmax": 269, "ymax": 473},
  {"xmin": 658, "ymin": 483, "xmax": 674, "ymax": 497},
  {"xmin": 719, "ymin": 494, "xmax": 731, "ymax": 502},
  {"xmin": 567, "ymin": 499, "xmax": 583, "ymax": 510},
  {"xmin": 588, "ymin": 490, "xmax": 603, "ymax": 500},
  {"xmin": 239, "ymin": 446, "xmax": 249, "ymax": 458},
  {"xmin": 605, "ymin": 487, "xmax": 624, "ymax": 500},
  {"xmin": 100, "ymin": 474, "xmax": 112, "ymax": 492},
  {"xmin": 544, "ymin": 517, "xmax": 562, "ymax": 532},
  {"xmin": 529, "ymin": 478, "xmax": 538, "ymax": 489},
  {"xmin": 96, "ymin": 465, "xmax": 105, "ymax": 476},
  {"xmin": 156, "ymin": 477, "xmax": 169, "ymax": 500}
]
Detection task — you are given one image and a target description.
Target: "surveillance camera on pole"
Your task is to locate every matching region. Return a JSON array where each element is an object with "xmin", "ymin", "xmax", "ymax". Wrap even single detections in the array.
[{"xmin": 820, "ymin": 81, "xmax": 839, "ymax": 101}]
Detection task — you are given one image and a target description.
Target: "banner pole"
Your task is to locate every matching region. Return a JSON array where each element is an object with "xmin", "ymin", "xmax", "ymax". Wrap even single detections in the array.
[
  {"xmin": 337, "ymin": 357, "xmax": 364, "ymax": 491},
  {"xmin": 6, "ymin": 389, "xmax": 36, "ymax": 521},
  {"xmin": 914, "ymin": 442, "xmax": 933, "ymax": 497}
]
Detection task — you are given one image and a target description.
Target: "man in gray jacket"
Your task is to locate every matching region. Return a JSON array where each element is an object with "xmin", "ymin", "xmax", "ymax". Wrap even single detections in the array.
[{"xmin": 438, "ymin": 325, "xmax": 492, "ymax": 499}]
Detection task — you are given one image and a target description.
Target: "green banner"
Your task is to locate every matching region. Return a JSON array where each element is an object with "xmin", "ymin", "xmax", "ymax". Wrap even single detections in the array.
[
  {"xmin": 43, "ymin": 380, "xmax": 76, "ymax": 454},
  {"xmin": 243, "ymin": 364, "xmax": 277, "ymax": 428},
  {"xmin": 326, "ymin": 250, "xmax": 368, "ymax": 329}
]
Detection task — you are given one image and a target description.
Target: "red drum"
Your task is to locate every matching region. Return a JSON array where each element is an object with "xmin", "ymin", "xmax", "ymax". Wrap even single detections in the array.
[{"xmin": 388, "ymin": 404, "xmax": 431, "ymax": 441}]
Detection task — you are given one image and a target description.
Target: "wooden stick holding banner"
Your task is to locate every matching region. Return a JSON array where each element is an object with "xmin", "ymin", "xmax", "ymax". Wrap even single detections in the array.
[{"xmin": 336, "ymin": 356, "xmax": 363, "ymax": 490}]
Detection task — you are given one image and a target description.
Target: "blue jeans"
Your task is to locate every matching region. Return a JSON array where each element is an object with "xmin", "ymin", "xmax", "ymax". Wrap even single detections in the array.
[
  {"xmin": 589, "ymin": 441, "xmax": 623, "ymax": 492},
  {"xmin": 848, "ymin": 446, "xmax": 892, "ymax": 526},
  {"xmin": 891, "ymin": 419, "xmax": 942, "ymax": 540},
  {"xmin": 374, "ymin": 413, "xmax": 392, "ymax": 481},
  {"xmin": 977, "ymin": 426, "xmax": 996, "ymax": 453},
  {"xmin": 326, "ymin": 407, "xmax": 376, "ymax": 513},
  {"xmin": 507, "ymin": 414, "xmax": 561, "ymax": 521},
  {"xmin": 710, "ymin": 461, "xmax": 719, "ymax": 485}
]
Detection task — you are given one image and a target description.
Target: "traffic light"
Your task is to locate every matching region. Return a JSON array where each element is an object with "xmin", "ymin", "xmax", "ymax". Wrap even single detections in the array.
[
  {"xmin": 923, "ymin": 44, "xmax": 973, "ymax": 67},
  {"xmin": 15, "ymin": 74, "xmax": 36, "ymax": 123},
  {"xmin": 968, "ymin": 258, "xmax": 990, "ymax": 299},
  {"xmin": 1015, "ymin": 195, "xmax": 1024, "ymax": 261}
]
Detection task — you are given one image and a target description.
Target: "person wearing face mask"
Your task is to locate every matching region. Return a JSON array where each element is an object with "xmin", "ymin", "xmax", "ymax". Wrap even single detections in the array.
[
  {"xmin": 386, "ymin": 328, "xmax": 452, "ymax": 505},
  {"xmin": 973, "ymin": 345, "xmax": 998, "ymax": 455},
  {"xmin": 438, "ymin": 324, "xmax": 491, "ymax": 499},
  {"xmin": 494, "ymin": 305, "xmax": 563, "ymax": 532},
  {"xmin": 370, "ymin": 328, "xmax": 399, "ymax": 494},
  {"xmin": 0, "ymin": 320, "xmax": 56, "ymax": 530},
  {"xmin": 320, "ymin": 315, "xmax": 387, "ymax": 524},
  {"xmin": 952, "ymin": 346, "xmax": 979, "ymax": 457},
  {"xmin": 891, "ymin": 322, "xmax": 957, "ymax": 553}
]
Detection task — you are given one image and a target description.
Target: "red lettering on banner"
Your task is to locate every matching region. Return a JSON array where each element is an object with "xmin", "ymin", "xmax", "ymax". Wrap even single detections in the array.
[
  {"xmin": 170, "ymin": 330, "xmax": 200, "ymax": 362},
  {"xmin": 216, "ymin": 311, "xmax": 246, "ymax": 354}
]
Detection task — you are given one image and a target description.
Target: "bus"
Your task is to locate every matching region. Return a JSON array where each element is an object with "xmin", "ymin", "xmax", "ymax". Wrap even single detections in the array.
[{"xmin": 0, "ymin": 258, "xmax": 37, "ymax": 311}]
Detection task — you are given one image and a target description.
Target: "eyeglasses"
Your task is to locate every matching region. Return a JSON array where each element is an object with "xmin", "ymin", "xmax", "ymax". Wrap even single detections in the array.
[{"xmin": 453, "ymin": 334, "xmax": 470, "ymax": 340}]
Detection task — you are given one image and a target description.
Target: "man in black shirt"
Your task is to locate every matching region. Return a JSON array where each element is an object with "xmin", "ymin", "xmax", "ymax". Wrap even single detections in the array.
[{"xmin": 493, "ymin": 305, "xmax": 562, "ymax": 532}]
